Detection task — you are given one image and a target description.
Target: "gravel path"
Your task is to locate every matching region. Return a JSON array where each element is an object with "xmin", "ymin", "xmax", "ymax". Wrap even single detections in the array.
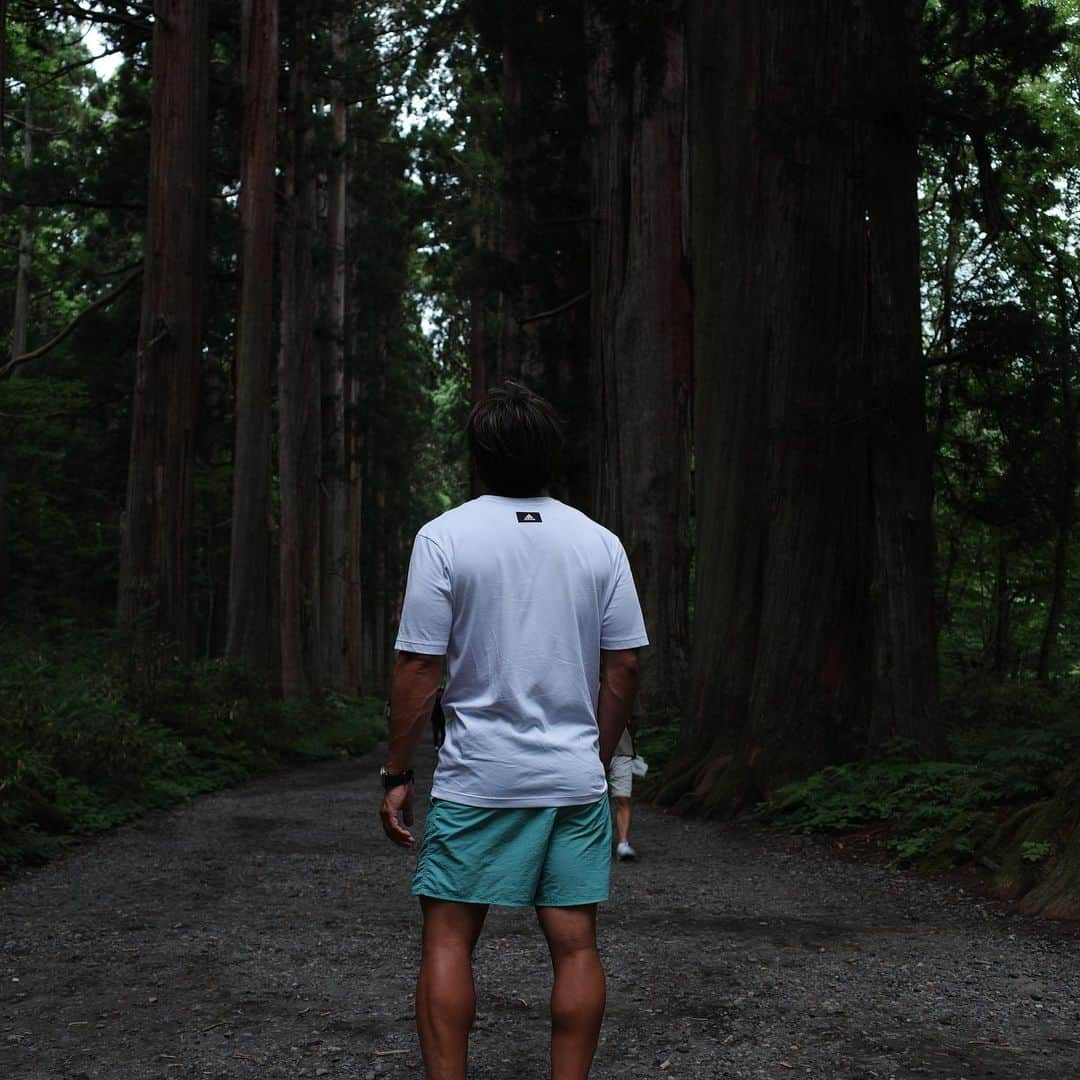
[{"xmin": 2, "ymin": 744, "xmax": 1079, "ymax": 1079}]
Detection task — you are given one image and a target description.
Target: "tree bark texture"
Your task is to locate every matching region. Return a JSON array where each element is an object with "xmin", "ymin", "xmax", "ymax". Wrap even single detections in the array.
[
  {"xmin": 343, "ymin": 181, "xmax": 369, "ymax": 693},
  {"xmin": 343, "ymin": 363, "xmax": 364, "ymax": 691},
  {"xmin": 0, "ymin": 0, "xmax": 8, "ymax": 604},
  {"xmin": 225, "ymin": 0, "xmax": 277, "ymax": 678},
  {"xmin": 320, "ymin": 14, "xmax": 351, "ymax": 692},
  {"xmin": 361, "ymin": 459, "xmax": 389, "ymax": 696},
  {"xmin": 863, "ymin": 1, "xmax": 941, "ymax": 753},
  {"xmin": 117, "ymin": 0, "xmax": 209, "ymax": 654},
  {"xmin": 586, "ymin": 2, "xmax": 692, "ymax": 714},
  {"xmin": 674, "ymin": 0, "xmax": 942, "ymax": 812},
  {"xmin": 278, "ymin": 13, "xmax": 321, "ymax": 699}
]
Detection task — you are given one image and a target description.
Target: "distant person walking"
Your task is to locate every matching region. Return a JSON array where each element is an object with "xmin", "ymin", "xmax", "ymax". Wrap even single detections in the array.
[
  {"xmin": 608, "ymin": 724, "xmax": 638, "ymax": 861},
  {"xmin": 378, "ymin": 381, "xmax": 648, "ymax": 1080}
]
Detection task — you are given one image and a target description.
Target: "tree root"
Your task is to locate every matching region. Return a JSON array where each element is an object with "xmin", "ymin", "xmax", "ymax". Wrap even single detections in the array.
[{"xmin": 982, "ymin": 763, "xmax": 1080, "ymax": 919}]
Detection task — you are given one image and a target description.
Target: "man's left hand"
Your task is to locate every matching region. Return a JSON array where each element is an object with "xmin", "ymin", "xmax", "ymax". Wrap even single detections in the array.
[{"xmin": 380, "ymin": 783, "xmax": 416, "ymax": 848}]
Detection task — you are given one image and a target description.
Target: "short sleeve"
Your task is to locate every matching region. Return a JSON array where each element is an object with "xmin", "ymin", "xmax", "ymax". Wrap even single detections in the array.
[
  {"xmin": 394, "ymin": 533, "xmax": 453, "ymax": 655},
  {"xmin": 601, "ymin": 545, "xmax": 649, "ymax": 650}
]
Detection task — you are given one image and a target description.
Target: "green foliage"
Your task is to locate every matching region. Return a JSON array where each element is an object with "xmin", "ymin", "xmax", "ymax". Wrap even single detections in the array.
[
  {"xmin": 634, "ymin": 709, "xmax": 681, "ymax": 776},
  {"xmin": 0, "ymin": 376, "xmax": 123, "ymax": 621},
  {"xmin": 634, "ymin": 726, "xmax": 678, "ymax": 774},
  {"xmin": 762, "ymin": 678, "xmax": 1080, "ymax": 868},
  {"xmin": 0, "ymin": 629, "xmax": 384, "ymax": 870},
  {"xmin": 921, "ymin": 0, "xmax": 1080, "ymax": 682},
  {"xmin": 1021, "ymin": 840, "xmax": 1054, "ymax": 863}
]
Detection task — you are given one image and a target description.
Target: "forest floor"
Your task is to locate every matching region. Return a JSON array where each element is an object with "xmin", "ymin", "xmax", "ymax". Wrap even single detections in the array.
[{"xmin": 2, "ymin": 745, "xmax": 1079, "ymax": 1080}]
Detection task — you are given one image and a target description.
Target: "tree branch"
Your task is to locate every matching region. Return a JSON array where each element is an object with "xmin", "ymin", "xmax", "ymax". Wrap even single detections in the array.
[
  {"xmin": 15, "ymin": 194, "xmax": 145, "ymax": 211},
  {"xmin": 53, "ymin": 1, "xmax": 151, "ymax": 32},
  {"xmin": 0, "ymin": 267, "xmax": 141, "ymax": 379},
  {"xmin": 28, "ymin": 47, "xmax": 127, "ymax": 89},
  {"xmin": 517, "ymin": 289, "xmax": 591, "ymax": 327}
]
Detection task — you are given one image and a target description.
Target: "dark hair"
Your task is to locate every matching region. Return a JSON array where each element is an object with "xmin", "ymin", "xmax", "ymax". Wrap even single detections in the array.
[{"xmin": 466, "ymin": 380, "xmax": 564, "ymax": 497}]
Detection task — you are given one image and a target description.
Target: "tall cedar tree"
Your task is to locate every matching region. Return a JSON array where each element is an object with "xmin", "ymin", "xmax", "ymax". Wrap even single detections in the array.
[
  {"xmin": 320, "ymin": 12, "xmax": 353, "ymax": 692},
  {"xmin": 117, "ymin": 0, "xmax": 209, "ymax": 654},
  {"xmin": 586, "ymin": 1, "xmax": 691, "ymax": 713},
  {"xmin": 278, "ymin": 4, "xmax": 321, "ymax": 698},
  {"xmin": 226, "ymin": 0, "xmax": 278, "ymax": 678},
  {"xmin": 471, "ymin": 0, "xmax": 592, "ymax": 506},
  {"xmin": 666, "ymin": 0, "xmax": 943, "ymax": 813}
]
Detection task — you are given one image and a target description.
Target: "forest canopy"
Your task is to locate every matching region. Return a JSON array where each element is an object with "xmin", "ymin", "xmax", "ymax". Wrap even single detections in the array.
[{"xmin": 0, "ymin": 0, "xmax": 1078, "ymax": 912}]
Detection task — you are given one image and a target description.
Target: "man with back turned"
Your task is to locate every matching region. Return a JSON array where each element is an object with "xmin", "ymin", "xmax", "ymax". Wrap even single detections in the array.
[{"xmin": 378, "ymin": 380, "xmax": 647, "ymax": 1080}]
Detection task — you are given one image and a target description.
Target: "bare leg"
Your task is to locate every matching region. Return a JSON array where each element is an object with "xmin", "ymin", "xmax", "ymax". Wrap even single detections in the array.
[
  {"xmin": 416, "ymin": 897, "xmax": 488, "ymax": 1080},
  {"xmin": 612, "ymin": 796, "xmax": 632, "ymax": 845},
  {"xmin": 537, "ymin": 904, "xmax": 605, "ymax": 1080}
]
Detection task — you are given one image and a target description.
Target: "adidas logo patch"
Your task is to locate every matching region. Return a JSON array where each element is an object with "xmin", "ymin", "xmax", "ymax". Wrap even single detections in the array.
[{"xmin": 516, "ymin": 511, "xmax": 543, "ymax": 523}]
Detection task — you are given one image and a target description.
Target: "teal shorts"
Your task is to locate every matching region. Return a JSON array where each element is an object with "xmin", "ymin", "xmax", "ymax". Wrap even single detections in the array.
[{"xmin": 411, "ymin": 796, "xmax": 612, "ymax": 908}]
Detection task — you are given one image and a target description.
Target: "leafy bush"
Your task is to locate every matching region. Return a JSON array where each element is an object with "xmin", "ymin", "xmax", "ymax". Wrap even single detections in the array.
[
  {"xmin": 761, "ymin": 678, "xmax": 1080, "ymax": 869},
  {"xmin": 1021, "ymin": 840, "xmax": 1054, "ymax": 863},
  {"xmin": 0, "ymin": 627, "xmax": 384, "ymax": 870}
]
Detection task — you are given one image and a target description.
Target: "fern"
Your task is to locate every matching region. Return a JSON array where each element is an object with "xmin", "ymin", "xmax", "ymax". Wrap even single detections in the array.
[{"xmin": 762, "ymin": 678, "xmax": 1080, "ymax": 868}]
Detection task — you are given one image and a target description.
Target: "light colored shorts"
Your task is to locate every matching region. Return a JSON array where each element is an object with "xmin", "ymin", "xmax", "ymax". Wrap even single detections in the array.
[
  {"xmin": 608, "ymin": 754, "xmax": 633, "ymax": 799},
  {"xmin": 411, "ymin": 796, "xmax": 612, "ymax": 907}
]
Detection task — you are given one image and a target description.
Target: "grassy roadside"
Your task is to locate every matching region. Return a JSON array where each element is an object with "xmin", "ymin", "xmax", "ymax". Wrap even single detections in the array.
[
  {"xmin": 634, "ymin": 682, "xmax": 1080, "ymax": 916},
  {"xmin": 0, "ymin": 627, "xmax": 384, "ymax": 870},
  {"xmin": 760, "ymin": 679, "xmax": 1080, "ymax": 916}
]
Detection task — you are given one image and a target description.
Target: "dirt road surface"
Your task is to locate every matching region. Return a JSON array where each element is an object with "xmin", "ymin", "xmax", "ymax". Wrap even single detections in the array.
[{"xmin": 2, "ymin": 745, "xmax": 1078, "ymax": 1079}]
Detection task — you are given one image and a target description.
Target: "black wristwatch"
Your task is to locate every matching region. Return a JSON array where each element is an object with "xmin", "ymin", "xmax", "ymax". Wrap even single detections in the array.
[{"xmin": 380, "ymin": 765, "xmax": 415, "ymax": 791}]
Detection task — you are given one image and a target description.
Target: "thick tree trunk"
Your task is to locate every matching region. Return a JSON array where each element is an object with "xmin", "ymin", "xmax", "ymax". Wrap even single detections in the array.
[
  {"xmin": 363, "ymin": 475, "xmax": 389, "ymax": 697},
  {"xmin": 278, "ymin": 12, "xmax": 321, "ymax": 699},
  {"xmin": 117, "ymin": 0, "xmax": 209, "ymax": 654},
  {"xmin": 343, "ymin": 363, "xmax": 363, "ymax": 692},
  {"xmin": 671, "ymin": 0, "xmax": 941, "ymax": 813},
  {"xmin": 344, "ymin": 182, "xmax": 368, "ymax": 693},
  {"xmin": 586, "ymin": 3, "xmax": 692, "ymax": 714},
  {"xmin": 0, "ymin": 2, "xmax": 7, "ymax": 605},
  {"xmin": 225, "ymin": 0, "xmax": 277, "ymax": 678},
  {"xmin": 864, "ymin": 1, "xmax": 941, "ymax": 752},
  {"xmin": 320, "ymin": 14, "xmax": 350, "ymax": 692}
]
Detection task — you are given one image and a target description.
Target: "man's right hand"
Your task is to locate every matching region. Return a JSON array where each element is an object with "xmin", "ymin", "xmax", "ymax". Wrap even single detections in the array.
[{"xmin": 379, "ymin": 783, "xmax": 416, "ymax": 848}]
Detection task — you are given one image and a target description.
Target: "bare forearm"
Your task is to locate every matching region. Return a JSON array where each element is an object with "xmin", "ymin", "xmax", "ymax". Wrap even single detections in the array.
[
  {"xmin": 387, "ymin": 652, "xmax": 443, "ymax": 772},
  {"xmin": 597, "ymin": 653, "xmax": 640, "ymax": 768}
]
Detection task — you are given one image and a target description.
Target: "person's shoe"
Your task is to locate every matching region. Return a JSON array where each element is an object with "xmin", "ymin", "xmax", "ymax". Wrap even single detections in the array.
[{"xmin": 616, "ymin": 840, "xmax": 637, "ymax": 861}]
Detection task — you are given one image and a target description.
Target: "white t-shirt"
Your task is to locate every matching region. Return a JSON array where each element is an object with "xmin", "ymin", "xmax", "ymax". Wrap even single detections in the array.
[{"xmin": 394, "ymin": 494, "xmax": 649, "ymax": 807}]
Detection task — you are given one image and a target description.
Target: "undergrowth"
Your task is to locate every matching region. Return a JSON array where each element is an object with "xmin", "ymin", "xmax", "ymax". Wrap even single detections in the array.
[
  {"xmin": 0, "ymin": 626, "xmax": 384, "ymax": 870},
  {"xmin": 761, "ymin": 678, "xmax": 1080, "ymax": 869}
]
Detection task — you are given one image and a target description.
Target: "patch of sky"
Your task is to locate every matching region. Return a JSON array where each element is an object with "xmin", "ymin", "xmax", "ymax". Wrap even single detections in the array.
[{"xmin": 85, "ymin": 24, "xmax": 124, "ymax": 81}]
